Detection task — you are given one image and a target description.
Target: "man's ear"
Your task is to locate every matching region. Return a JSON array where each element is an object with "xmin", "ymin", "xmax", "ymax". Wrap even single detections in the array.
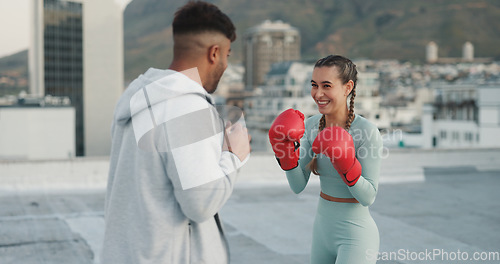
[{"xmin": 208, "ymin": 44, "xmax": 220, "ymax": 64}]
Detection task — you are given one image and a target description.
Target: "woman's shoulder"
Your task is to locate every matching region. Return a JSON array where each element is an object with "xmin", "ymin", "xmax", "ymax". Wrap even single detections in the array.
[
  {"xmin": 350, "ymin": 114, "xmax": 382, "ymax": 146},
  {"xmin": 351, "ymin": 114, "xmax": 379, "ymax": 132}
]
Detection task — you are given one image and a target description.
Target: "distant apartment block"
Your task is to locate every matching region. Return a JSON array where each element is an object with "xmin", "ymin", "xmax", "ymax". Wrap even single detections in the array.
[
  {"xmin": 351, "ymin": 70, "xmax": 386, "ymax": 128},
  {"xmin": 244, "ymin": 61, "xmax": 316, "ymax": 151},
  {"xmin": 30, "ymin": 0, "xmax": 124, "ymax": 156},
  {"xmin": 422, "ymin": 82, "xmax": 500, "ymax": 148},
  {"xmin": 0, "ymin": 96, "xmax": 75, "ymax": 160},
  {"xmin": 243, "ymin": 20, "xmax": 301, "ymax": 91},
  {"xmin": 213, "ymin": 64, "xmax": 247, "ymax": 109}
]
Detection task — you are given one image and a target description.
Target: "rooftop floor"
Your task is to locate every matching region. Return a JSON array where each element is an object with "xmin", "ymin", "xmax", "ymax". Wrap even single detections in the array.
[{"xmin": 1, "ymin": 149, "xmax": 499, "ymax": 263}]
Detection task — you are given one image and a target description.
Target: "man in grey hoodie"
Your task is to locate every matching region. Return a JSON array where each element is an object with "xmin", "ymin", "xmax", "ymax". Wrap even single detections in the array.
[{"xmin": 101, "ymin": 2, "xmax": 250, "ymax": 263}]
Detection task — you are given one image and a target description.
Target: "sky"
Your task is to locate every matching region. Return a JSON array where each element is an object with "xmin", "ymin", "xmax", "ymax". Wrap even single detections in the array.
[
  {"xmin": 0, "ymin": 0, "xmax": 132, "ymax": 58},
  {"xmin": 0, "ymin": 1, "xmax": 30, "ymax": 58}
]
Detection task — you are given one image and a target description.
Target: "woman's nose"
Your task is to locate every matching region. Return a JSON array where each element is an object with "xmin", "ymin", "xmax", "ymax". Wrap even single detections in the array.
[{"xmin": 315, "ymin": 88, "xmax": 324, "ymax": 98}]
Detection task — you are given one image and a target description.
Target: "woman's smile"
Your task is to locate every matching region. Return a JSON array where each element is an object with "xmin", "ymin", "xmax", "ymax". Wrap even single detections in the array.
[{"xmin": 316, "ymin": 99, "xmax": 331, "ymax": 108}]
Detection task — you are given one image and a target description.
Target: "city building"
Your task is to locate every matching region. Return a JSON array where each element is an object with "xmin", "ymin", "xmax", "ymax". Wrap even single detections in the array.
[
  {"xmin": 353, "ymin": 59, "xmax": 434, "ymax": 133},
  {"xmin": 426, "ymin": 41, "xmax": 438, "ymax": 63},
  {"xmin": 462, "ymin": 41, "xmax": 474, "ymax": 62},
  {"xmin": 421, "ymin": 82, "xmax": 500, "ymax": 148},
  {"xmin": 0, "ymin": 95, "xmax": 75, "ymax": 160},
  {"xmin": 243, "ymin": 20, "xmax": 301, "ymax": 92},
  {"xmin": 244, "ymin": 61, "xmax": 316, "ymax": 151},
  {"xmin": 29, "ymin": 0, "xmax": 124, "ymax": 156},
  {"xmin": 425, "ymin": 41, "xmax": 492, "ymax": 64},
  {"xmin": 213, "ymin": 63, "xmax": 247, "ymax": 109},
  {"xmin": 351, "ymin": 70, "xmax": 387, "ymax": 128}
]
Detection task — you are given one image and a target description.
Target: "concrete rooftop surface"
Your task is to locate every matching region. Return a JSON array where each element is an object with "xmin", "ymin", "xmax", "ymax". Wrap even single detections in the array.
[{"xmin": 1, "ymin": 149, "xmax": 500, "ymax": 263}]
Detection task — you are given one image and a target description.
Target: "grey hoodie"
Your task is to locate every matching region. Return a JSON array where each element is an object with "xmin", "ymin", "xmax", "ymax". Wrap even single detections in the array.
[{"xmin": 101, "ymin": 68, "xmax": 245, "ymax": 264}]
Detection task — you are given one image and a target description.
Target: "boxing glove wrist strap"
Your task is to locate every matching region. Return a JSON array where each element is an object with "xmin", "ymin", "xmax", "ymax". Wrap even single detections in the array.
[
  {"xmin": 275, "ymin": 141, "xmax": 300, "ymax": 171},
  {"xmin": 275, "ymin": 156, "xmax": 299, "ymax": 171},
  {"xmin": 340, "ymin": 159, "xmax": 361, "ymax": 187}
]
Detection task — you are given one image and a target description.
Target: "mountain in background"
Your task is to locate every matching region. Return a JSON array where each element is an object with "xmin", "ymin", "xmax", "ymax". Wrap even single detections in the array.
[
  {"xmin": 0, "ymin": 50, "xmax": 28, "ymax": 96},
  {"xmin": 1, "ymin": 0, "xmax": 500, "ymax": 89},
  {"xmin": 123, "ymin": 0, "xmax": 500, "ymax": 82}
]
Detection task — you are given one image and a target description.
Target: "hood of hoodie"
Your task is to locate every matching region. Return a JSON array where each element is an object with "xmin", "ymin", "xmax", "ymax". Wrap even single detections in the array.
[{"xmin": 113, "ymin": 68, "xmax": 212, "ymax": 126}]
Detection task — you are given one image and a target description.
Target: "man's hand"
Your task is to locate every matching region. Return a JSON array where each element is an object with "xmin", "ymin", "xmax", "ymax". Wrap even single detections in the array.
[{"xmin": 223, "ymin": 121, "xmax": 251, "ymax": 162}]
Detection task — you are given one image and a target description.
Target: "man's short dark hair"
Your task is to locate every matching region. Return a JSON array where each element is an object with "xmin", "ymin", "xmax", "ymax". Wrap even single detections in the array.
[{"xmin": 173, "ymin": 1, "xmax": 236, "ymax": 42}]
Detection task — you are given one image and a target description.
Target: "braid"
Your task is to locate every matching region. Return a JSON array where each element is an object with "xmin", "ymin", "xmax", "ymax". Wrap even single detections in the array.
[
  {"xmin": 345, "ymin": 87, "xmax": 356, "ymax": 131},
  {"xmin": 318, "ymin": 114, "xmax": 326, "ymax": 131},
  {"xmin": 307, "ymin": 115, "xmax": 326, "ymax": 175}
]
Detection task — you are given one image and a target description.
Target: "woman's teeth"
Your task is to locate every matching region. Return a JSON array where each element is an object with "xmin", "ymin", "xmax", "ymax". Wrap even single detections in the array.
[{"xmin": 317, "ymin": 100, "xmax": 330, "ymax": 105}]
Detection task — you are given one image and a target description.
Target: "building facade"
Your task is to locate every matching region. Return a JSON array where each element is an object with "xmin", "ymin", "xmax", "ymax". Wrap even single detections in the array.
[
  {"xmin": 0, "ymin": 98, "xmax": 75, "ymax": 160},
  {"xmin": 421, "ymin": 82, "xmax": 500, "ymax": 148},
  {"xmin": 30, "ymin": 0, "xmax": 124, "ymax": 156},
  {"xmin": 244, "ymin": 61, "xmax": 316, "ymax": 151},
  {"xmin": 243, "ymin": 20, "xmax": 300, "ymax": 92},
  {"xmin": 426, "ymin": 41, "xmax": 438, "ymax": 64},
  {"xmin": 425, "ymin": 41, "xmax": 491, "ymax": 64}
]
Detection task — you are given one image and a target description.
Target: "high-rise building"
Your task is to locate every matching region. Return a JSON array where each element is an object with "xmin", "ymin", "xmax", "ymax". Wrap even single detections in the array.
[
  {"xmin": 426, "ymin": 41, "xmax": 438, "ymax": 63},
  {"xmin": 462, "ymin": 41, "xmax": 474, "ymax": 62},
  {"xmin": 29, "ymin": 0, "xmax": 124, "ymax": 156},
  {"xmin": 243, "ymin": 20, "xmax": 300, "ymax": 91}
]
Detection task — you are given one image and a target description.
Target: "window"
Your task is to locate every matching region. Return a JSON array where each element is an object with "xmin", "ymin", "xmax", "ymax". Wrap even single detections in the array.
[
  {"xmin": 464, "ymin": 132, "xmax": 473, "ymax": 142},
  {"xmin": 440, "ymin": 130, "xmax": 447, "ymax": 139}
]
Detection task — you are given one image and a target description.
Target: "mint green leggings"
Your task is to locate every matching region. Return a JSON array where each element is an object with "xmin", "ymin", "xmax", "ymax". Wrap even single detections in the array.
[{"xmin": 311, "ymin": 198, "xmax": 379, "ymax": 264}]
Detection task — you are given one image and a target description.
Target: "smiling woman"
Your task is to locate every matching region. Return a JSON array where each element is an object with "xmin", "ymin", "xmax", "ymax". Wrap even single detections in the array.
[{"xmin": 269, "ymin": 55, "xmax": 383, "ymax": 264}]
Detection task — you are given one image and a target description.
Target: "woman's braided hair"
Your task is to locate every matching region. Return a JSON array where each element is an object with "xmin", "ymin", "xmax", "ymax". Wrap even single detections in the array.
[{"xmin": 308, "ymin": 55, "xmax": 358, "ymax": 175}]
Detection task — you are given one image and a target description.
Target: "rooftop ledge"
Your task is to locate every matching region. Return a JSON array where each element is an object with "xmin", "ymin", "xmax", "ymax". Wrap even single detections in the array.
[{"xmin": 1, "ymin": 148, "xmax": 499, "ymax": 193}]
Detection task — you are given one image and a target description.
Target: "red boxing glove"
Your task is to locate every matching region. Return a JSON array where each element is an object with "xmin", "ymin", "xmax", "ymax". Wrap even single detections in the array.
[
  {"xmin": 268, "ymin": 109, "xmax": 305, "ymax": 170},
  {"xmin": 311, "ymin": 126, "xmax": 361, "ymax": 186}
]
